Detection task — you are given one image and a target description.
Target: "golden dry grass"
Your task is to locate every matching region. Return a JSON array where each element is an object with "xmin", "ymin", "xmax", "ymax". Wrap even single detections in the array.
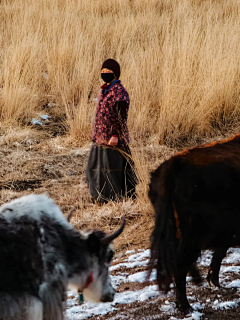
[
  {"xmin": 1, "ymin": 0, "xmax": 240, "ymax": 143},
  {"xmin": 1, "ymin": 0, "xmax": 240, "ymax": 250}
]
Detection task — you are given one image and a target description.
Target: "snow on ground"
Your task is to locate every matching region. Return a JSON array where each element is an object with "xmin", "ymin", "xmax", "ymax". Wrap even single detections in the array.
[
  {"xmin": 197, "ymin": 250, "xmax": 213, "ymax": 267},
  {"xmin": 224, "ymin": 248, "xmax": 240, "ymax": 264},
  {"xmin": 66, "ymin": 286, "xmax": 168, "ymax": 320},
  {"xmin": 66, "ymin": 248, "xmax": 240, "ymax": 319},
  {"xmin": 110, "ymin": 249, "xmax": 150, "ymax": 271},
  {"xmin": 31, "ymin": 114, "xmax": 51, "ymax": 126},
  {"xmin": 127, "ymin": 269, "xmax": 156, "ymax": 283},
  {"xmin": 170, "ymin": 312, "xmax": 203, "ymax": 320},
  {"xmin": 212, "ymin": 299, "xmax": 240, "ymax": 310}
]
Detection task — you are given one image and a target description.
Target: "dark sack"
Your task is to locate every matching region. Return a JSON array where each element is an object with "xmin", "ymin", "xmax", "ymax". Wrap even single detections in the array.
[{"xmin": 86, "ymin": 145, "xmax": 137, "ymax": 202}]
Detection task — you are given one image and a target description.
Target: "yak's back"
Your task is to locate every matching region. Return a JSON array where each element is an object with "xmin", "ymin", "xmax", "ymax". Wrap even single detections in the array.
[
  {"xmin": 173, "ymin": 134, "xmax": 240, "ymax": 167},
  {"xmin": 149, "ymin": 134, "xmax": 240, "ymax": 206},
  {"xmin": 0, "ymin": 194, "xmax": 70, "ymax": 228},
  {"xmin": 0, "ymin": 194, "xmax": 70, "ymax": 296}
]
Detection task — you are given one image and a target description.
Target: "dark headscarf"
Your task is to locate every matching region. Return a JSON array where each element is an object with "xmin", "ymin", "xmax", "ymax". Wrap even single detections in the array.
[{"xmin": 101, "ymin": 59, "xmax": 120, "ymax": 79}]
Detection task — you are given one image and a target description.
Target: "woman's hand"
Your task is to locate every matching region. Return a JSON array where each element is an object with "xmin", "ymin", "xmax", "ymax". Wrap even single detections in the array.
[{"xmin": 108, "ymin": 136, "xmax": 118, "ymax": 146}]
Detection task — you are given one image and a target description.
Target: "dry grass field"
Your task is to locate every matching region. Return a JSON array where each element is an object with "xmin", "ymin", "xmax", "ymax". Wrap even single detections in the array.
[
  {"xmin": 1, "ymin": 0, "xmax": 240, "ymax": 142},
  {"xmin": 1, "ymin": 0, "xmax": 240, "ymax": 259},
  {"xmin": 1, "ymin": 0, "xmax": 240, "ymax": 318}
]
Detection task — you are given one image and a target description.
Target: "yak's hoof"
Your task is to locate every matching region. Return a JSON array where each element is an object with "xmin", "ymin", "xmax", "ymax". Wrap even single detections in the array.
[
  {"xmin": 207, "ymin": 270, "xmax": 221, "ymax": 288},
  {"xmin": 177, "ymin": 301, "xmax": 192, "ymax": 313},
  {"xmin": 179, "ymin": 305, "xmax": 193, "ymax": 313},
  {"xmin": 192, "ymin": 275, "xmax": 203, "ymax": 286}
]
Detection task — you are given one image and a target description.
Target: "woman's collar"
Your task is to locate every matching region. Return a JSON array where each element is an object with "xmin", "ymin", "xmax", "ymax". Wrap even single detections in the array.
[{"xmin": 101, "ymin": 79, "xmax": 120, "ymax": 91}]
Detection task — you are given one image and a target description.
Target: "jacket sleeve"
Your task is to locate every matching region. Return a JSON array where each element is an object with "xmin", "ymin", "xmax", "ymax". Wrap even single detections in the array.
[{"xmin": 111, "ymin": 101, "xmax": 128, "ymax": 137}]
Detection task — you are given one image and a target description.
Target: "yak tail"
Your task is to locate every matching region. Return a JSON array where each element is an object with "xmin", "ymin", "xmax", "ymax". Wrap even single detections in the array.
[
  {"xmin": 38, "ymin": 263, "xmax": 68, "ymax": 320},
  {"xmin": 148, "ymin": 161, "xmax": 178, "ymax": 293},
  {"xmin": 39, "ymin": 282, "xmax": 64, "ymax": 320}
]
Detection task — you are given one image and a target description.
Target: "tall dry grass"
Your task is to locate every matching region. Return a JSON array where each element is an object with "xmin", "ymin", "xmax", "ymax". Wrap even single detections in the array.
[
  {"xmin": 1, "ymin": 0, "xmax": 240, "ymax": 144},
  {"xmin": 2, "ymin": 0, "xmax": 240, "ymax": 250}
]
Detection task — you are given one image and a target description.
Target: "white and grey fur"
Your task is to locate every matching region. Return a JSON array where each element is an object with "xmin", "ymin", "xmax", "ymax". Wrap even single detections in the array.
[{"xmin": 0, "ymin": 194, "xmax": 125, "ymax": 320}]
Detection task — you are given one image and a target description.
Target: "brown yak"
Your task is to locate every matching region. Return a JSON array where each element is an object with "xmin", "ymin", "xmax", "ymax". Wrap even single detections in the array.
[{"xmin": 149, "ymin": 134, "xmax": 240, "ymax": 311}]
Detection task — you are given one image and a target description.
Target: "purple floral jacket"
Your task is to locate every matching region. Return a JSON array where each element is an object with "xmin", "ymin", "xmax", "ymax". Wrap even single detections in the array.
[{"xmin": 91, "ymin": 80, "xmax": 130, "ymax": 150}]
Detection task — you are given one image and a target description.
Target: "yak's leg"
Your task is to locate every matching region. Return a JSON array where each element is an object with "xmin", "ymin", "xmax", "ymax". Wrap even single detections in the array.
[
  {"xmin": 207, "ymin": 246, "xmax": 228, "ymax": 287},
  {"xmin": 174, "ymin": 243, "xmax": 200, "ymax": 311},
  {"xmin": 175, "ymin": 267, "xmax": 191, "ymax": 312},
  {"xmin": 188, "ymin": 262, "xmax": 202, "ymax": 285}
]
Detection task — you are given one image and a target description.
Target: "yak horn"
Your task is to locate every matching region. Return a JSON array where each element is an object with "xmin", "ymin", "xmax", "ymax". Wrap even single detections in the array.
[
  {"xmin": 101, "ymin": 216, "xmax": 126, "ymax": 245},
  {"xmin": 67, "ymin": 208, "xmax": 76, "ymax": 222}
]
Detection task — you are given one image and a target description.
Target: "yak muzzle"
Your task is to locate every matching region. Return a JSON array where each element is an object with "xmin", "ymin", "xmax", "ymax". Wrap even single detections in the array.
[{"xmin": 100, "ymin": 292, "xmax": 115, "ymax": 303}]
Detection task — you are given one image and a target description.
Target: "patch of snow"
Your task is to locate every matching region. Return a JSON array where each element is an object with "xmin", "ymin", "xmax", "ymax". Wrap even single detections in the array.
[
  {"xmin": 127, "ymin": 269, "xmax": 156, "ymax": 283},
  {"xmin": 44, "ymin": 73, "xmax": 50, "ymax": 80},
  {"xmin": 126, "ymin": 249, "xmax": 150, "ymax": 262},
  {"xmin": 191, "ymin": 312, "xmax": 203, "ymax": 320},
  {"xmin": 212, "ymin": 299, "xmax": 240, "ymax": 310},
  {"xmin": 197, "ymin": 250, "xmax": 213, "ymax": 266},
  {"xmin": 110, "ymin": 249, "xmax": 150, "ymax": 271},
  {"xmin": 124, "ymin": 285, "xmax": 159, "ymax": 303},
  {"xmin": 31, "ymin": 118, "xmax": 43, "ymax": 126},
  {"xmin": 170, "ymin": 312, "xmax": 203, "ymax": 320},
  {"xmin": 110, "ymin": 274, "xmax": 127, "ymax": 289},
  {"xmin": 196, "ymin": 248, "xmax": 240, "ymax": 267},
  {"xmin": 187, "ymin": 296, "xmax": 196, "ymax": 301},
  {"xmin": 160, "ymin": 303, "xmax": 175, "ymax": 313},
  {"xmin": 67, "ymin": 291, "xmax": 77, "ymax": 298},
  {"xmin": 40, "ymin": 114, "xmax": 51, "ymax": 120},
  {"xmin": 192, "ymin": 302, "xmax": 205, "ymax": 310},
  {"xmin": 226, "ymin": 279, "xmax": 240, "ymax": 288},
  {"xmin": 221, "ymin": 265, "xmax": 240, "ymax": 273},
  {"xmin": 224, "ymin": 248, "xmax": 240, "ymax": 264},
  {"xmin": 67, "ymin": 295, "xmax": 78, "ymax": 308},
  {"xmin": 125, "ymin": 249, "xmax": 135, "ymax": 255},
  {"xmin": 110, "ymin": 260, "xmax": 148, "ymax": 271},
  {"xmin": 66, "ymin": 301, "xmax": 116, "ymax": 320}
]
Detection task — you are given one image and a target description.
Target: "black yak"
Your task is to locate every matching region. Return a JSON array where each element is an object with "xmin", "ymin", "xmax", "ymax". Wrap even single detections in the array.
[
  {"xmin": 148, "ymin": 134, "xmax": 240, "ymax": 311},
  {"xmin": 0, "ymin": 194, "xmax": 125, "ymax": 319}
]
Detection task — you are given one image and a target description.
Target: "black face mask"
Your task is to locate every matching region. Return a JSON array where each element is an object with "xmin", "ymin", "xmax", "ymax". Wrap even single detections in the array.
[{"xmin": 101, "ymin": 73, "xmax": 115, "ymax": 83}]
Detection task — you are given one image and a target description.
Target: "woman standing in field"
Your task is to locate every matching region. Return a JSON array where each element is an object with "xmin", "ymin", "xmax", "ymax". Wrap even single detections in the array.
[{"xmin": 86, "ymin": 59, "xmax": 137, "ymax": 203}]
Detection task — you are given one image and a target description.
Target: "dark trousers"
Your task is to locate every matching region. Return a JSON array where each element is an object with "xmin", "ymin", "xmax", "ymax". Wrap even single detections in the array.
[{"xmin": 86, "ymin": 144, "xmax": 137, "ymax": 203}]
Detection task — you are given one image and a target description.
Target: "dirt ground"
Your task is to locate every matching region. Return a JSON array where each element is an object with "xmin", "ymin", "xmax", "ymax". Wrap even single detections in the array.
[
  {"xmin": 1, "ymin": 120, "xmax": 240, "ymax": 319},
  {"xmin": 101, "ymin": 274, "xmax": 240, "ymax": 320}
]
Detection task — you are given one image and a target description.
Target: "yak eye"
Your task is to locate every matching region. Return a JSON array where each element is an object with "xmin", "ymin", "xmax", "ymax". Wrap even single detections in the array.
[{"xmin": 107, "ymin": 250, "xmax": 114, "ymax": 263}]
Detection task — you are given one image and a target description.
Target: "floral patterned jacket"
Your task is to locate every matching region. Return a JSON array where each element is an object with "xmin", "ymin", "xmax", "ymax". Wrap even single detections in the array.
[{"xmin": 91, "ymin": 80, "xmax": 130, "ymax": 150}]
